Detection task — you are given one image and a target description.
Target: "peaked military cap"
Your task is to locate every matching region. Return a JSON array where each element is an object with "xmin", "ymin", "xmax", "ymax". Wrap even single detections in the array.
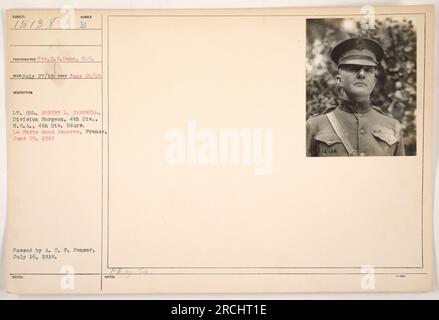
[{"xmin": 330, "ymin": 37, "xmax": 384, "ymax": 67}]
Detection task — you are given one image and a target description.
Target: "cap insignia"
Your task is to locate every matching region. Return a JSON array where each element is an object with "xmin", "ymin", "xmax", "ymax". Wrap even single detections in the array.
[{"xmin": 356, "ymin": 38, "xmax": 366, "ymax": 51}]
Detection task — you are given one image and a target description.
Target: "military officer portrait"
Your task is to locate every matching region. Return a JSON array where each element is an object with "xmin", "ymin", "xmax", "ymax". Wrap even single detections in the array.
[{"xmin": 306, "ymin": 36, "xmax": 408, "ymax": 157}]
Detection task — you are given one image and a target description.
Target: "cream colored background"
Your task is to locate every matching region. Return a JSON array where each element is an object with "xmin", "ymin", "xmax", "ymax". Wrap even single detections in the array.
[
  {"xmin": 0, "ymin": 1, "xmax": 437, "ymax": 296},
  {"xmin": 108, "ymin": 15, "xmax": 422, "ymax": 268}
]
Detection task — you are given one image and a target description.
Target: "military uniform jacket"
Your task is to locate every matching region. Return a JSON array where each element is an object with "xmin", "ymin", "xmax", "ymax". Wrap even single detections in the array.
[{"xmin": 306, "ymin": 100, "xmax": 406, "ymax": 157}]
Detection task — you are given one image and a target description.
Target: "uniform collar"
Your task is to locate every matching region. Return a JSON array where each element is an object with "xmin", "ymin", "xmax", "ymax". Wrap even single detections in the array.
[{"xmin": 339, "ymin": 98, "xmax": 371, "ymax": 114}]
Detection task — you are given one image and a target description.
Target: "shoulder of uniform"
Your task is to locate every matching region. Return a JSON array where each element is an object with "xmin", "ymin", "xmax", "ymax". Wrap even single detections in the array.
[
  {"xmin": 371, "ymin": 106, "xmax": 402, "ymax": 132},
  {"xmin": 371, "ymin": 106, "xmax": 394, "ymax": 119},
  {"xmin": 307, "ymin": 107, "xmax": 335, "ymax": 135},
  {"xmin": 307, "ymin": 111, "xmax": 327, "ymax": 131}
]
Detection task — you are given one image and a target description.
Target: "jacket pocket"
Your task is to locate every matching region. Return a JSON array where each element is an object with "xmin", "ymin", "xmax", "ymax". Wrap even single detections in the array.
[
  {"xmin": 313, "ymin": 133, "xmax": 345, "ymax": 156},
  {"xmin": 371, "ymin": 130, "xmax": 399, "ymax": 146},
  {"xmin": 314, "ymin": 133, "xmax": 342, "ymax": 146}
]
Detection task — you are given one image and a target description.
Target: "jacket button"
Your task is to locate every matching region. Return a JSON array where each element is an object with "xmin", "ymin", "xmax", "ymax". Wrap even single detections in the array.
[{"xmin": 360, "ymin": 129, "xmax": 365, "ymax": 135}]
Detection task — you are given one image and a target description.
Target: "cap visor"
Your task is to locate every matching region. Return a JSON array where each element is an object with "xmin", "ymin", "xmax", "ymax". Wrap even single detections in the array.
[{"xmin": 339, "ymin": 58, "xmax": 377, "ymax": 66}]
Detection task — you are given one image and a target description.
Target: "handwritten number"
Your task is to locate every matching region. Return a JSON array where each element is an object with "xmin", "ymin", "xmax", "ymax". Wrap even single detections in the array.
[{"xmin": 48, "ymin": 17, "xmax": 57, "ymax": 28}]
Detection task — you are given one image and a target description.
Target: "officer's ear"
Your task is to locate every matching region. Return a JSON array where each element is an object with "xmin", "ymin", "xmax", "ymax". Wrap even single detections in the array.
[
  {"xmin": 373, "ymin": 66, "xmax": 379, "ymax": 79},
  {"xmin": 335, "ymin": 65, "xmax": 344, "ymax": 87},
  {"xmin": 335, "ymin": 72, "xmax": 343, "ymax": 87}
]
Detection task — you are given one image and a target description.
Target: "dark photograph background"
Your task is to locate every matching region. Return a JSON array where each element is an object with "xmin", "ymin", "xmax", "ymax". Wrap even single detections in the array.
[{"xmin": 306, "ymin": 18, "xmax": 417, "ymax": 155}]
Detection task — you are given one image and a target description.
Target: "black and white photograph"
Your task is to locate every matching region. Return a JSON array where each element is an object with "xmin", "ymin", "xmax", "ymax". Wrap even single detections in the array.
[{"xmin": 306, "ymin": 17, "xmax": 417, "ymax": 157}]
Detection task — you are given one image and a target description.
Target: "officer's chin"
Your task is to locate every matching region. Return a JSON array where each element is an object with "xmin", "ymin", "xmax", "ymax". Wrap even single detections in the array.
[{"xmin": 349, "ymin": 87, "xmax": 371, "ymax": 98}]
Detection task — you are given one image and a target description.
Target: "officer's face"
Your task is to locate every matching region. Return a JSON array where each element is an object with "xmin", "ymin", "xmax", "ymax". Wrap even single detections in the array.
[{"xmin": 337, "ymin": 64, "xmax": 377, "ymax": 101}]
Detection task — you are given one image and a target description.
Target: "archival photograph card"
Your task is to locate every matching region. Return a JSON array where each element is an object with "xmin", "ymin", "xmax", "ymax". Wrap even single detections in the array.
[{"xmin": 4, "ymin": 5, "xmax": 435, "ymax": 293}]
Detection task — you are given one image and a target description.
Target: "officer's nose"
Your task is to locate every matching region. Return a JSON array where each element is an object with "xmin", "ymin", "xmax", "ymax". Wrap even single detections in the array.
[{"xmin": 357, "ymin": 68, "xmax": 366, "ymax": 78}]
